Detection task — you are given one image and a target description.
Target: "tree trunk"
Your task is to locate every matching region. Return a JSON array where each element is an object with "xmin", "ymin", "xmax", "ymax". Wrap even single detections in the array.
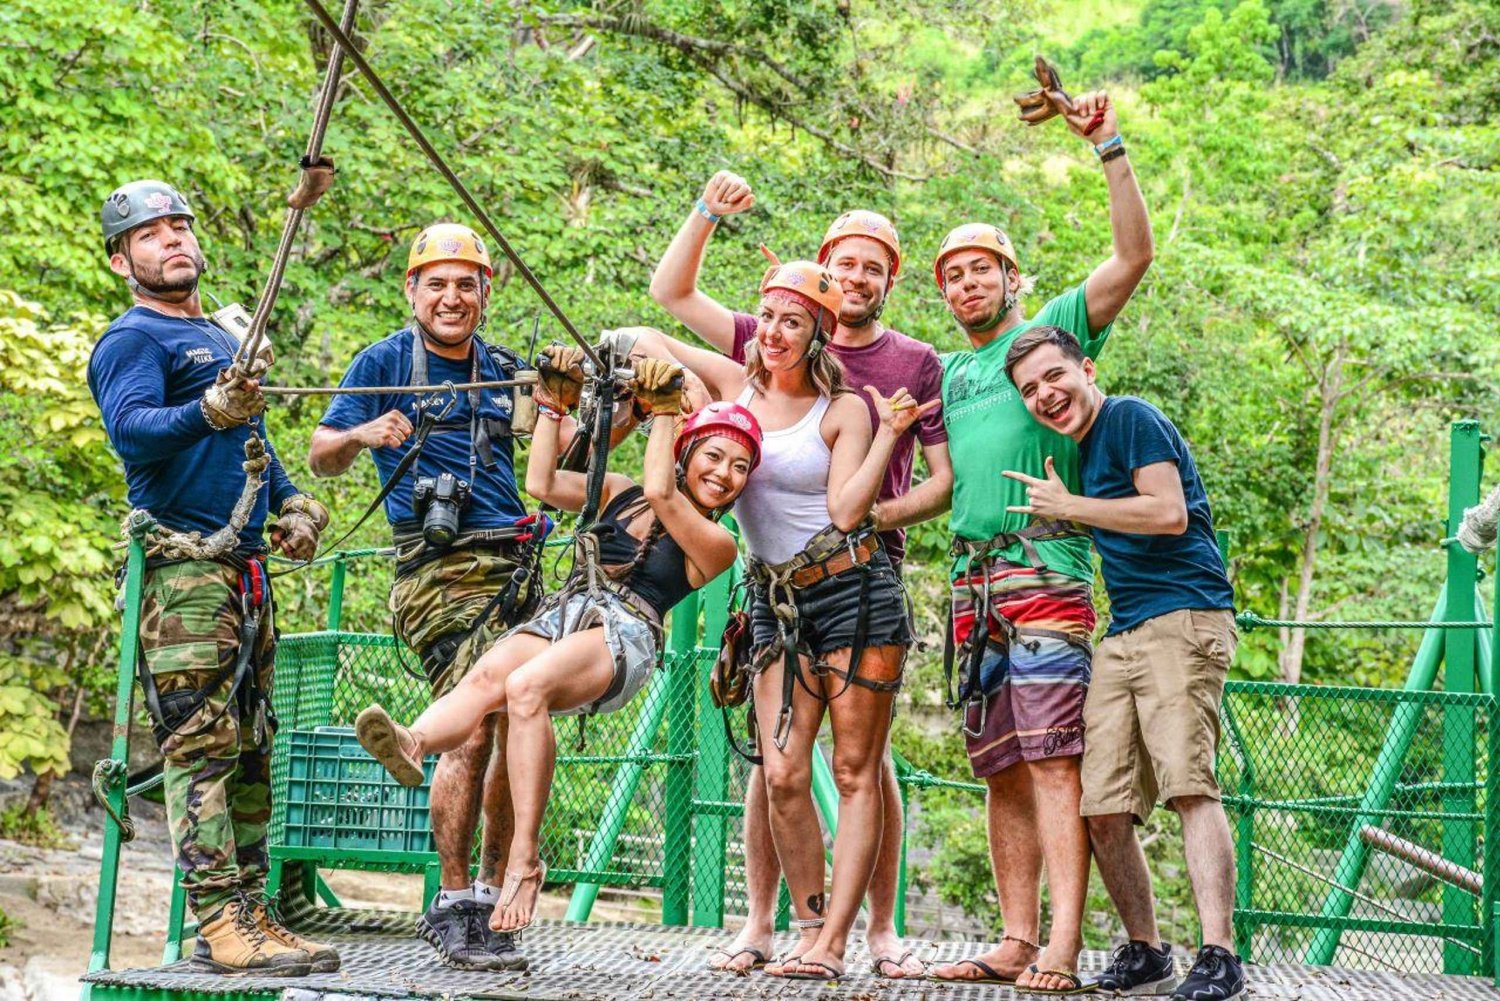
[{"xmin": 1281, "ymin": 343, "xmax": 1346, "ymax": 685}]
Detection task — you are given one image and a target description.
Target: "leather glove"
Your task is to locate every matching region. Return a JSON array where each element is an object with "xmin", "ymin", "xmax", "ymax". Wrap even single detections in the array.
[
  {"xmin": 1014, "ymin": 54, "xmax": 1075, "ymax": 125},
  {"xmin": 272, "ymin": 494, "xmax": 329, "ymax": 561},
  {"xmin": 202, "ymin": 362, "xmax": 268, "ymax": 429},
  {"xmin": 537, "ymin": 343, "xmax": 585, "ymax": 411},
  {"xmin": 631, "ymin": 358, "xmax": 685, "ymax": 416}
]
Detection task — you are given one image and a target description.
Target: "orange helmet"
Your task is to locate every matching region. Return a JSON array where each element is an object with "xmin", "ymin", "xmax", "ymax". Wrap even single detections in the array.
[
  {"xmin": 818, "ymin": 210, "xmax": 902, "ymax": 283},
  {"xmin": 407, "ymin": 223, "xmax": 492, "ymax": 278},
  {"xmin": 933, "ymin": 223, "xmax": 1020, "ymax": 289},
  {"xmin": 759, "ymin": 260, "xmax": 844, "ymax": 333}
]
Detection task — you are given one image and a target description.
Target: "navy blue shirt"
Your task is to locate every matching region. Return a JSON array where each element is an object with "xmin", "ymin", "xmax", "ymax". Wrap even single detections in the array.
[
  {"xmin": 87, "ymin": 305, "xmax": 298, "ymax": 553},
  {"xmin": 319, "ymin": 328, "xmax": 526, "ymax": 529},
  {"xmin": 1078, "ymin": 396, "xmax": 1234, "ymax": 635}
]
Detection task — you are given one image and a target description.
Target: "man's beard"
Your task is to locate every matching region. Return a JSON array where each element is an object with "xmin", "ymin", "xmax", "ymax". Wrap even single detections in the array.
[
  {"xmin": 129, "ymin": 251, "xmax": 205, "ymax": 297},
  {"xmin": 840, "ymin": 296, "xmax": 884, "ymax": 328}
]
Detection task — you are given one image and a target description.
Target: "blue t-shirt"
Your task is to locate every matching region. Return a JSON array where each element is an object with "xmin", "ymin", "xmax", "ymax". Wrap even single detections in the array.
[
  {"xmin": 319, "ymin": 328, "xmax": 527, "ymax": 530},
  {"xmin": 87, "ymin": 305, "xmax": 298, "ymax": 553},
  {"xmin": 1078, "ymin": 396, "xmax": 1234, "ymax": 635}
]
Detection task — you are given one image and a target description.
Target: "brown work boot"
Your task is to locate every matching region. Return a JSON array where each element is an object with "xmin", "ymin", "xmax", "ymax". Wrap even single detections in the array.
[
  {"xmin": 191, "ymin": 897, "xmax": 313, "ymax": 977},
  {"xmin": 252, "ymin": 899, "xmax": 342, "ymax": 973}
]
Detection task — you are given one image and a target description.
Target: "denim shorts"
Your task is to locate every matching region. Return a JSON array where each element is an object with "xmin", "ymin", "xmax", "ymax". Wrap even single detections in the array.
[
  {"xmin": 512, "ymin": 591, "xmax": 659, "ymax": 716},
  {"xmin": 748, "ymin": 548, "xmax": 912, "ymax": 660}
]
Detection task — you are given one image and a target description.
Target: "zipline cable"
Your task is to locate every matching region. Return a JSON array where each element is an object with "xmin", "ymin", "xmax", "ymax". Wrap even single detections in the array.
[
  {"xmin": 299, "ymin": 0, "xmax": 603, "ymax": 371},
  {"xmin": 236, "ymin": 0, "xmax": 360, "ymax": 369}
]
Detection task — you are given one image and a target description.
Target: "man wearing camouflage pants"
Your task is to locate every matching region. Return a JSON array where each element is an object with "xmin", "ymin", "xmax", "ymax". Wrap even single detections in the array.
[
  {"xmin": 309, "ymin": 223, "xmax": 543, "ymax": 971},
  {"xmin": 88, "ymin": 179, "xmax": 336, "ymax": 976}
]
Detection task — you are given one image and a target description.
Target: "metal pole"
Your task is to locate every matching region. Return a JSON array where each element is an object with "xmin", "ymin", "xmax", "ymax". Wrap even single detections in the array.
[
  {"xmin": 661, "ymin": 591, "xmax": 701, "ymax": 925},
  {"xmin": 692, "ymin": 557, "xmax": 739, "ymax": 927},
  {"xmin": 564, "ymin": 668, "xmax": 674, "ymax": 921},
  {"xmin": 1443, "ymin": 421, "xmax": 1483, "ymax": 974},
  {"xmin": 1305, "ymin": 590, "xmax": 1449, "ymax": 964},
  {"xmin": 88, "ymin": 529, "xmax": 146, "ymax": 974}
]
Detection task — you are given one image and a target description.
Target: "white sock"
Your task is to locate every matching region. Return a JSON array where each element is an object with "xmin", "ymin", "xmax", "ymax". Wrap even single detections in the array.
[
  {"xmin": 473, "ymin": 881, "xmax": 502, "ymax": 906},
  {"xmin": 436, "ymin": 887, "xmax": 474, "ymax": 909}
]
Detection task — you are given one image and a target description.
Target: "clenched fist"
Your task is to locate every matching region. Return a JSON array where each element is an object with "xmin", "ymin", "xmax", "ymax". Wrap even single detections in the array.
[
  {"xmin": 632, "ymin": 358, "xmax": 686, "ymax": 416},
  {"xmin": 537, "ymin": 343, "xmax": 585, "ymax": 411},
  {"xmin": 701, "ymin": 171, "xmax": 755, "ymax": 218},
  {"xmin": 356, "ymin": 410, "xmax": 414, "ymax": 450}
]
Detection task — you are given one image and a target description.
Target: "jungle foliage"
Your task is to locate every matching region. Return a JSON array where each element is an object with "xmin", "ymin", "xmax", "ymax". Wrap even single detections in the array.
[{"xmin": 1, "ymin": 0, "xmax": 1497, "ymax": 942}]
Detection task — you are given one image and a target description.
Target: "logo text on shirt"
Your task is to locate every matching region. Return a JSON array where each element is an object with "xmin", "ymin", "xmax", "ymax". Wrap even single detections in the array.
[{"xmin": 185, "ymin": 347, "xmax": 215, "ymax": 364}]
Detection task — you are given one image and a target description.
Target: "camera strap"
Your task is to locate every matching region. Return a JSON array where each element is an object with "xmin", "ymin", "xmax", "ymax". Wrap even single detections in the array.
[{"xmin": 409, "ymin": 329, "xmax": 494, "ymax": 483}]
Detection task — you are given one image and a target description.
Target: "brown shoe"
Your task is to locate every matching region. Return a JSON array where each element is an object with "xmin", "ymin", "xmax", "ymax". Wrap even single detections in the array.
[
  {"xmin": 252, "ymin": 900, "xmax": 341, "ymax": 973},
  {"xmin": 355, "ymin": 705, "xmax": 425, "ymax": 786},
  {"xmin": 192, "ymin": 897, "xmax": 312, "ymax": 977}
]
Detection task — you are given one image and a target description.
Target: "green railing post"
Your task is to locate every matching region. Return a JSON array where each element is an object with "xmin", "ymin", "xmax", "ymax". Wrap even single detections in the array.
[
  {"xmin": 1483, "ymin": 689, "xmax": 1499, "ymax": 982},
  {"xmin": 1305, "ymin": 591, "xmax": 1449, "ymax": 965},
  {"xmin": 661, "ymin": 591, "xmax": 701, "ymax": 925},
  {"xmin": 1443, "ymin": 421, "xmax": 1483, "ymax": 974},
  {"xmin": 811, "ymin": 744, "xmax": 839, "ymax": 839},
  {"xmin": 564, "ymin": 667, "xmax": 675, "ymax": 921},
  {"xmin": 88, "ymin": 527, "xmax": 147, "ymax": 976},
  {"xmin": 326, "ymin": 553, "xmax": 348, "ymax": 632},
  {"xmin": 894, "ymin": 779, "xmax": 909, "ymax": 937},
  {"xmin": 691, "ymin": 559, "xmax": 739, "ymax": 927}
]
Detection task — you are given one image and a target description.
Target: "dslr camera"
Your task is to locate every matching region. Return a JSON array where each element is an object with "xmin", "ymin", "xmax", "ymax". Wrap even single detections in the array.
[{"xmin": 412, "ymin": 472, "xmax": 471, "ymax": 547}]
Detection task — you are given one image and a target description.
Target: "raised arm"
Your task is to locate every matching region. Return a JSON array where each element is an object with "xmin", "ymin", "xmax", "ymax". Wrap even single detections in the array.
[
  {"xmin": 874, "ymin": 439, "xmax": 953, "ymax": 531},
  {"xmin": 628, "ymin": 326, "xmax": 747, "ymax": 404},
  {"xmin": 647, "ymin": 172, "xmax": 756, "ymax": 352},
  {"xmin": 638, "ymin": 400, "xmax": 738, "ymax": 588},
  {"xmin": 1048, "ymin": 93, "xmax": 1153, "ymax": 333},
  {"xmin": 826, "ymin": 389, "xmax": 941, "ymax": 533}
]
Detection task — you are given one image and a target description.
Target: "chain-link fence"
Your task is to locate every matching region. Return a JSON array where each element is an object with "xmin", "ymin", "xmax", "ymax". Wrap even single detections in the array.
[{"xmin": 1219, "ymin": 681, "xmax": 1497, "ymax": 975}]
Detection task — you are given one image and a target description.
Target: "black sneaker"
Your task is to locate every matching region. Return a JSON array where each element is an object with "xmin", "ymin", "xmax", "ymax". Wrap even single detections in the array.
[
  {"xmin": 473, "ymin": 900, "xmax": 530, "ymax": 971},
  {"xmin": 1171, "ymin": 945, "xmax": 1245, "ymax": 1001},
  {"xmin": 1097, "ymin": 940, "xmax": 1178, "ymax": 995},
  {"xmin": 416, "ymin": 899, "xmax": 499, "ymax": 970}
]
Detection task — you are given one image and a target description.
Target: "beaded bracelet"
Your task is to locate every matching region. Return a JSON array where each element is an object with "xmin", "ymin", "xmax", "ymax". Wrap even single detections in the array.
[{"xmin": 694, "ymin": 198, "xmax": 721, "ymax": 224}]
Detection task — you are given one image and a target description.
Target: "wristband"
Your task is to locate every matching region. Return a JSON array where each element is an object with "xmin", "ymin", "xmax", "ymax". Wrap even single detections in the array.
[
  {"xmin": 694, "ymin": 198, "xmax": 721, "ymax": 224},
  {"xmin": 1093, "ymin": 134, "xmax": 1123, "ymax": 156},
  {"xmin": 1100, "ymin": 145, "xmax": 1128, "ymax": 164},
  {"xmin": 536, "ymin": 403, "xmax": 565, "ymax": 421},
  {"xmin": 200, "ymin": 397, "xmax": 231, "ymax": 431}
]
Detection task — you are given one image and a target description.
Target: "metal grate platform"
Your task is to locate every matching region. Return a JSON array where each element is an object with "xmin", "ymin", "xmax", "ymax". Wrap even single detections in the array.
[{"xmin": 83, "ymin": 919, "xmax": 1500, "ymax": 1000}]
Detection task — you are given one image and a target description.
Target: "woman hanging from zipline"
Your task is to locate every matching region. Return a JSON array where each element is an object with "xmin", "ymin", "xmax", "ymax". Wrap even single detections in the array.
[
  {"xmin": 354, "ymin": 353, "xmax": 761, "ymax": 932},
  {"xmin": 627, "ymin": 261, "xmax": 936, "ymax": 982}
]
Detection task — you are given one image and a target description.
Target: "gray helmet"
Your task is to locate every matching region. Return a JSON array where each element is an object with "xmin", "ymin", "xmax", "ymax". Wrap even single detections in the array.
[{"xmin": 101, "ymin": 179, "xmax": 195, "ymax": 254}]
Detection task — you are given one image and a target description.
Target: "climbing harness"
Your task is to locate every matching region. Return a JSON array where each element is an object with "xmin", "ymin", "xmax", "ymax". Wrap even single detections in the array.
[
  {"xmin": 746, "ymin": 521, "xmax": 898, "ymax": 753},
  {"xmin": 127, "ymin": 434, "xmax": 270, "ymax": 562},
  {"xmin": 944, "ymin": 521, "xmax": 1090, "ymax": 738}
]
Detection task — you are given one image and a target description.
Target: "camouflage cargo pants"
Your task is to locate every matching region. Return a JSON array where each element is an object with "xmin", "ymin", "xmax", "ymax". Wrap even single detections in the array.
[
  {"xmin": 139, "ymin": 559, "xmax": 275, "ymax": 921},
  {"xmin": 389, "ymin": 541, "xmax": 537, "ymax": 696}
]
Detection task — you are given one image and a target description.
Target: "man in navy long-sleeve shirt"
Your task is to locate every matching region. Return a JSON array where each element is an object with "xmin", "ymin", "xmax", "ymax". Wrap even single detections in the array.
[{"xmin": 87, "ymin": 179, "xmax": 336, "ymax": 977}]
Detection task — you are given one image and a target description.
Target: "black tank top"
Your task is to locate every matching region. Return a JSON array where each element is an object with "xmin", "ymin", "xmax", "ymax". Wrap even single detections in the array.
[{"xmin": 586, "ymin": 485, "xmax": 694, "ymax": 617}]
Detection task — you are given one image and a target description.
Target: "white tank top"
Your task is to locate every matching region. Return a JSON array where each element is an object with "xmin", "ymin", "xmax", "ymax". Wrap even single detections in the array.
[{"xmin": 732, "ymin": 386, "xmax": 833, "ymax": 565}]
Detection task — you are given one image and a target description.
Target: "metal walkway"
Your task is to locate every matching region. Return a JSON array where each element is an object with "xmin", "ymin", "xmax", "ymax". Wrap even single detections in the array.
[{"xmin": 82, "ymin": 918, "xmax": 1500, "ymax": 1000}]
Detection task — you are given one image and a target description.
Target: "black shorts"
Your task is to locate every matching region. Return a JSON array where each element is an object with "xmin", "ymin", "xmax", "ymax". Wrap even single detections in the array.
[{"xmin": 749, "ymin": 548, "xmax": 912, "ymax": 659}]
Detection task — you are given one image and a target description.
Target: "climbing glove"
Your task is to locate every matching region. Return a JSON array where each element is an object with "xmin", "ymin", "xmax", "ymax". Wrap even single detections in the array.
[
  {"xmin": 1013, "ymin": 55, "xmax": 1074, "ymax": 125},
  {"xmin": 537, "ymin": 343, "xmax": 585, "ymax": 412},
  {"xmin": 202, "ymin": 362, "xmax": 268, "ymax": 429},
  {"xmin": 272, "ymin": 494, "xmax": 329, "ymax": 561},
  {"xmin": 631, "ymin": 358, "xmax": 685, "ymax": 417}
]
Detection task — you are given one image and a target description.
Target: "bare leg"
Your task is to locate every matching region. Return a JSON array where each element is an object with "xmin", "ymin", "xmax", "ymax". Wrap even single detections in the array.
[
  {"xmin": 1174, "ymin": 795, "xmax": 1236, "ymax": 949},
  {"xmin": 429, "ymin": 719, "xmax": 493, "ymax": 889},
  {"xmin": 1016, "ymin": 755, "xmax": 1090, "ymax": 992},
  {"xmin": 477, "ymin": 714, "xmax": 515, "ymax": 886},
  {"xmin": 930, "ymin": 761, "xmax": 1042, "ymax": 981},
  {"xmin": 865, "ymin": 748, "xmax": 922, "ymax": 976},
  {"xmin": 409, "ymin": 634, "xmax": 550, "ymax": 755},
  {"xmin": 495, "ymin": 628, "xmax": 617, "ymax": 931},
  {"xmin": 1088, "ymin": 812, "xmax": 1161, "ymax": 944},
  {"xmin": 752, "ymin": 653, "xmax": 828, "ymax": 967},
  {"xmin": 708, "ymin": 767, "xmax": 779, "ymax": 971},
  {"xmin": 787, "ymin": 645, "xmax": 900, "ymax": 978}
]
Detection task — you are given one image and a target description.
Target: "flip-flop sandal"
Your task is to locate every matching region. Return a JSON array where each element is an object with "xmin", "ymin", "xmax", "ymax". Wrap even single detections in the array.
[
  {"xmin": 709, "ymin": 947, "xmax": 769, "ymax": 973},
  {"xmin": 927, "ymin": 957, "xmax": 1016, "ymax": 985},
  {"xmin": 354, "ymin": 706, "xmax": 424, "ymax": 787},
  {"xmin": 1019, "ymin": 964, "xmax": 1098, "ymax": 995},
  {"xmin": 495, "ymin": 860, "xmax": 548, "ymax": 932},
  {"xmin": 763, "ymin": 954, "xmax": 803, "ymax": 977},
  {"xmin": 780, "ymin": 960, "xmax": 844, "ymax": 982},
  {"xmin": 871, "ymin": 950, "xmax": 924, "ymax": 979}
]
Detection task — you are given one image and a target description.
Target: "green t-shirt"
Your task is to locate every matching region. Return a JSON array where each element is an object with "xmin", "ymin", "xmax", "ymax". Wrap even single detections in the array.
[{"xmin": 941, "ymin": 283, "xmax": 1111, "ymax": 580}]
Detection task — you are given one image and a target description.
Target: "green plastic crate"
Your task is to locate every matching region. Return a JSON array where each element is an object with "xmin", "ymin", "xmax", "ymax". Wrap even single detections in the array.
[{"xmin": 283, "ymin": 726, "xmax": 438, "ymax": 854}]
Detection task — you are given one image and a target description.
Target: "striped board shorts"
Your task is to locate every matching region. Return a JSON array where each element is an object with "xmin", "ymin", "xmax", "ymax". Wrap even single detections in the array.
[{"xmin": 951, "ymin": 562, "xmax": 1096, "ymax": 778}]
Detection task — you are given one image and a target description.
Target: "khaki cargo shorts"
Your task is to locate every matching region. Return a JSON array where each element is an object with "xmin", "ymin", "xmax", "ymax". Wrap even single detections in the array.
[{"xmin": 1080, "ymin": 607, "xmax": 1237, "ymax": 822}]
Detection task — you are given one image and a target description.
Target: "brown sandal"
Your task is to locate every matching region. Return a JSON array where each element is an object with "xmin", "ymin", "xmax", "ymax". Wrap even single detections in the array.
[
  {"xmin": 354, "ymin": 705, "xmax": 424, "ymax": 787},
  {"xmin": 495, "ymin": 860, "xmax": 547, "ymax": 932}
]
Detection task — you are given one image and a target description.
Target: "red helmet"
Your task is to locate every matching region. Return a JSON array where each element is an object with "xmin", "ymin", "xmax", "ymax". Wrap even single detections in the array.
[{"xmin": 674, "ymin": 401, "xmax": 763, "ymax": 472}]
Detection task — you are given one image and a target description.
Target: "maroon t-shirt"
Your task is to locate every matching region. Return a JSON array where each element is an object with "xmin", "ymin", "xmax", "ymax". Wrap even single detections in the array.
[{"xmin": 731, "ymin": 311, "xmax": 946, "ymax": 565}]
